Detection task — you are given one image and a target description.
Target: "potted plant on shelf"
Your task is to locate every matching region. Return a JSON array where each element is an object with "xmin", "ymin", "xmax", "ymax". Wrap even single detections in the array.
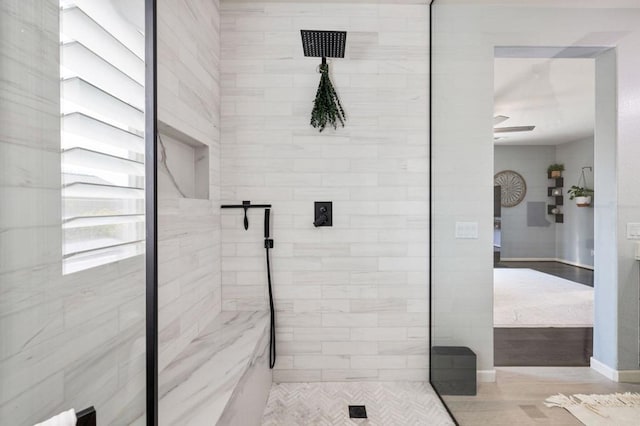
[
  {"xmin": 547, "ymin": 163, "xmax": 565, "ymax": 178},
  {"xmin": 568, "ymin": 185, "xmax": 594, "ymax": 207}
]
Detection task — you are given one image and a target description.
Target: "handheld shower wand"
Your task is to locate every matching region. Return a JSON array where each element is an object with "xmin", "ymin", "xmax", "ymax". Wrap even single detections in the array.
[
  {"xmin": 263, "ymin": 209, "xmax": 276, "ymax": 368},
  {"xmin": 221, "ymin": 201, "xmax": 277, "ymax": 369},
  {"xmin": 264, "ymin": 208, "xmax": 271, "ymax": 239}
]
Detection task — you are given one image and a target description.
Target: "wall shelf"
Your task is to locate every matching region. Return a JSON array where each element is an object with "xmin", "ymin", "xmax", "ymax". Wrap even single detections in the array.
[{"xmin": 547, "ymin": 176, "xmax": 564, "ymax": 223}]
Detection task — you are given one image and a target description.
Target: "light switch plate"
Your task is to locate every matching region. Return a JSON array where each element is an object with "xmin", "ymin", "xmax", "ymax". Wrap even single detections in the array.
[
  {"xmin": 626, "ymin": 223, "xmax": 640, "ymax": 240},
  {"xmin": 455, "ymin": 222, "xmax": 479, "ymax": 239}
]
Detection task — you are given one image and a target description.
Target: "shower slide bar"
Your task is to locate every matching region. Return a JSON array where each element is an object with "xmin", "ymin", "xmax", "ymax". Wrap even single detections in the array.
[
  {"xmin": 220, "ymin": 200, "xmax": 277, "ymax": 369},
  {"xmin": 221, "ymin": 200, "xmax": 272, "ymax": 230}
]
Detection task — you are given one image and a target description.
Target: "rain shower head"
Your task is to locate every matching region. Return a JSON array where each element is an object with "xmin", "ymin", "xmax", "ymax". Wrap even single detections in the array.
[{"xmin": 300, "ymin": 30, "xmax": 347, "ymax": 59}]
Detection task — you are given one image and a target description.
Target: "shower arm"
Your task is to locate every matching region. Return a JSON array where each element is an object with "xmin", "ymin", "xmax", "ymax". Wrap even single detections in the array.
[{"xmin": 221, "ymin": 200, "xmax": 272, "ymax": 230}]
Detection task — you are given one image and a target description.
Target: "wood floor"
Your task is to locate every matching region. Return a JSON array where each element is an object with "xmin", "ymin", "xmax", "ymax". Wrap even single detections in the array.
[
  {"xmin": 443, "ymin": 367, "xmax": 640, "ymax": 425},
  {"xmin": 494, "ymin": 261, "xmax": 593, "ymax": 367},
  {"xmin": 495, "ymin": 260, "xmax": 593, "ymax": 287},
  {"xmin": 494, "ymin": 328, "xmax": 592, "ymax": 366},
  {"xmin": 440, "ymin": 262, "xmax": 634, "ymax": 425}
]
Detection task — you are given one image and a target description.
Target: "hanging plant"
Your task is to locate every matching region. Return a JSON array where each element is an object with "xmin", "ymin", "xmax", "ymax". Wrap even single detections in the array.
[
  {"xmin": 568, "ymin": 166, "xmax": 594, "ymax": 207},
  {"xmin": 310, "ymin": 62, "xmax": 346, "ymax": 132},
  {"xmin": 568, "ymin": 185, "xmax": 593, "ymax": 207}
]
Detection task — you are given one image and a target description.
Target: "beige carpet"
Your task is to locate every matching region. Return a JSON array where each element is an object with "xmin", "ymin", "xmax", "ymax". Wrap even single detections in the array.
[
  {"xmin": 545, "ymin": 392, "xmax": 640, "ymax": 425},
  {"xmin": 494, "ymin": 268, "xmax": 593, "ymax": 328}
]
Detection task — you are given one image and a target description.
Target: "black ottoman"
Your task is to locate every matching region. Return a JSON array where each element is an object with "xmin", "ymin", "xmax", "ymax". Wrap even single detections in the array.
[{"xmin": 431, "ymin": 346, "xmax": 477, "ymax": 395}]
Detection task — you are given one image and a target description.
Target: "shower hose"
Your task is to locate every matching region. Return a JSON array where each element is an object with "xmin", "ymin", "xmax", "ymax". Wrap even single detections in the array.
[{"xmin": 264, "ymin": 209, "xmax": 276, "ymax": 369}]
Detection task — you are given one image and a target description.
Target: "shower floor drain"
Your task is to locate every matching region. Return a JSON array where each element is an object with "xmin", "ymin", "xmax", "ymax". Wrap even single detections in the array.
[{"xmin": 348, "ymin": 405, "xmax": 367, "ymax": 419}]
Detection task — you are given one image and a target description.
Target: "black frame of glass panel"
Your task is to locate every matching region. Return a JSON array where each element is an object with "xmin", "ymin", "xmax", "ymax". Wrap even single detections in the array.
[
  {"xmin": 428, "ymin": 2, "xmax": 460, "ymax": 424},
  {"xmin": 145, "ymin": 0, "xmax": 158, "ymax": 424}
]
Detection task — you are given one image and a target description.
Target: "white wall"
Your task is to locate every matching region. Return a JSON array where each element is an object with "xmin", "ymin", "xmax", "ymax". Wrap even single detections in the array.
[
  {"xmin": 494, "ymin": 145, "xmax": 557, "ymax": 259},
  {"xmin": 220, "ymin": 1, "xmax": 430, "ymax": 382},
  {"xmin": 0, "ymin": 1, "xmax": 145, "ymax": 424},
  {"xmin": 157, "ymin": 0, "xmax": 222, "ymax": 377},
  {"xmin": 431, "ymin": 6, "xmax": 495, "ymax": 375},
  {"xmin": 432, "ymin": 1, "xmax": 640, "ymax": 375},
  {"xmin": 556, "ymin": 137, "xmax": 595, "ymax": 268},
  {"xmin": 593, "ymin": 49, "xmax": 621, "ymax": 371}
]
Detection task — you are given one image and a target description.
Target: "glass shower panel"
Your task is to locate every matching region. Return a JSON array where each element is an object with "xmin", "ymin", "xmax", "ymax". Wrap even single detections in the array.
[
  {"xmin": 0, "ymin": 0, "xmax": 147, "ymax": 424},
  {"xmin": 430, "ymin": 0, "xmax": 496, "ymax": 407},
  {"xmin": 431, "ymin": 0, "xmax": 640, "ymax": 421}
]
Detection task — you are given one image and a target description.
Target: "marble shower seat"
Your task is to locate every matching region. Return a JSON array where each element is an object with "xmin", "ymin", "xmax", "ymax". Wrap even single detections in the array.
[{"xmin": 159, "ymin": 311, "xmax": 272, "ymax": 426}]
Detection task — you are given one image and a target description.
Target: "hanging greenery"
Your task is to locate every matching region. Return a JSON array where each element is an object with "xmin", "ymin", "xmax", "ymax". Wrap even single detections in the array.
[{"xmin": 310, "ymin": 62, "xmax": 346, "ymax": 132}]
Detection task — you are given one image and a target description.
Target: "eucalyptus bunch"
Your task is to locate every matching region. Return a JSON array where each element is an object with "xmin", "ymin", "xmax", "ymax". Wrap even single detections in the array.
[{"xmin": 310, "ymin": 62, "xmax": 346, "ymax": 132}]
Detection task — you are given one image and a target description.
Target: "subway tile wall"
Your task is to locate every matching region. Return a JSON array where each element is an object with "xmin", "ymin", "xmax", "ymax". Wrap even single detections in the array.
[
  {"xmin": 220, "ymin": 1, "xmax": 430, "ymax": 382},
  {"xmin": 157, "ymin": 0, "xmax": 222, "ymax": 374}
]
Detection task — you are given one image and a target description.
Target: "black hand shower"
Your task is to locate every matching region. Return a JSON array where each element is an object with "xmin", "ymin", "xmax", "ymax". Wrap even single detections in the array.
[
  {"xmin": 264, "ymin": 208, "xmax": 271, "ymax": 239},
  {"xmin": 221, "ymin": 201, "xmax": 277, "ymax": 369},
  {"xmin": 264, "ymin": 209, "xmax": 276, "ymax": 368}
]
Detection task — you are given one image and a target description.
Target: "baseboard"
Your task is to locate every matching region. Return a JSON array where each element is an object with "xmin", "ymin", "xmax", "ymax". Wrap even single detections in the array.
[
  {"xmin": 500, "ymin": 257, "xmax": 555, "ymax": 262},
  {"xmin": 590, "ymin": 357, "xmax": 616, "ymax": 380},
  {"xmin": 499, "ymin": 257, "xmax": 594, "ymax": 270},
  {"xmin": 590, "ymin": 357, "xmax": 640, "ymax": 383},
  {"xmin": 477, "ymin": 369, "xmax": 496, "ymax": 382},
  {"xmin": 555, "ymin": 258, "xmax": 594, "ymax": 271}
]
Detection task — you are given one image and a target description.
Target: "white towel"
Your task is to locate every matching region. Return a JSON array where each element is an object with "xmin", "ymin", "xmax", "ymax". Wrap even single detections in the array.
[{"xmin": 34, "ymin": 409, "xmax": 76, "ymax": 426}]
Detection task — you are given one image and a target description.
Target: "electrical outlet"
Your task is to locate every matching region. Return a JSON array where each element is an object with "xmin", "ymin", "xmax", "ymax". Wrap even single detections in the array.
[{"xmin": 627, "ymin": 223, "xmax": 640, "ymax": 239}]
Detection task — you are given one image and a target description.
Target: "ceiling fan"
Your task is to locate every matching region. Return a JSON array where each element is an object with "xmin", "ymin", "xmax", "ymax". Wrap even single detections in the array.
[{"xmin": 494, "ymin": 115, "xmax": 535, "ymax": 140}]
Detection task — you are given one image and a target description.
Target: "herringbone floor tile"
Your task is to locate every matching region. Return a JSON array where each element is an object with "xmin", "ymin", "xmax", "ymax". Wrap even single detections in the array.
[{"xmin": 262, "ymin": 382, "xmax": 455, "ymax": 425}]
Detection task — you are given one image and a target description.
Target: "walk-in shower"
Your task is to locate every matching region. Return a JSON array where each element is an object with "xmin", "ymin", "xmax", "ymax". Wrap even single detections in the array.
[{"xmin": 4, "ymin": 0, "xmax": 453, "ymax": 424}]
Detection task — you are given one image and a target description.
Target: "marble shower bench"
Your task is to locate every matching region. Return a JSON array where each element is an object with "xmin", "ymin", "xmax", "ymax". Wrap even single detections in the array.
[{"xmin": 159, "ymin": 311, "xmax": 272, "ymax": 425}]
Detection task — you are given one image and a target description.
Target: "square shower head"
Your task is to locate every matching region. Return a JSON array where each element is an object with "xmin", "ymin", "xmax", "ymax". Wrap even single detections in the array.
[{"xmin": 300, "ymin": 30, "xmax": 347, "ymax": 58}]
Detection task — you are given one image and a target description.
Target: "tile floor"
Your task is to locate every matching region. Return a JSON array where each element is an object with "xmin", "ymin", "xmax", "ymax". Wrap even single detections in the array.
[
  {"xmin": 262, "ymin": 382, "xmax": 455, "ymax": 425},
  {"xmin": 443, "ymin": 367, "xmax": 640, "ymax": 425}
]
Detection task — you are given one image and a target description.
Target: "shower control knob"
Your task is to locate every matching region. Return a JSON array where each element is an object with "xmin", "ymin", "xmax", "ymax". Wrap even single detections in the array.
[{"xmin": 313, "ymin": 201, "xmax": 332, "ymax": 227}]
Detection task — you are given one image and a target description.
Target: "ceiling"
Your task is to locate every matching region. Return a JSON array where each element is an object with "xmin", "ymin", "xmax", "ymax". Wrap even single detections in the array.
[{"xmin": 494, "ymin": 57, "xmax": 595, "ymax": 146}]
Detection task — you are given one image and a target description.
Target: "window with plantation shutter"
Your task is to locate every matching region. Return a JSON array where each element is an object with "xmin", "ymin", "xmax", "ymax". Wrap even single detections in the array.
[{"xmin": 60, "ymin": 0, "xmax": 145, "ymax": 274}]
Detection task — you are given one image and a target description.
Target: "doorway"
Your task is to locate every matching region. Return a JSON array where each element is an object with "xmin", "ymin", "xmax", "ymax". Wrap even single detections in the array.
[
  {"xmin": 430, "ymin": 1, "xmax": 640, "ymax": 423},
  {"xmin": 492, "ymin": 53, "xmax": 596, "ymax": 366}
]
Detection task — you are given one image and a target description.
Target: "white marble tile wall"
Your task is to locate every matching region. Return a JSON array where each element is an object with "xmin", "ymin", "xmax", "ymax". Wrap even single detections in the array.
[
  {"xmin": 220, "ymin": 1, "xmax": 430, "ymax": 382},
  {"xmin": 157, "ymin": 0, "xmax": 223, "ymax": 375},
  {"xmin": 0, "ymin": 1, "xmax": 145, "ymax": 424}
]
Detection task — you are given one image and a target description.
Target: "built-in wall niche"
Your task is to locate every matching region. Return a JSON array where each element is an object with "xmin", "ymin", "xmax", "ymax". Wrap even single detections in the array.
[{"xmin": 157, "ymin": 121, "xmax": 209, "ymax": 200}]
